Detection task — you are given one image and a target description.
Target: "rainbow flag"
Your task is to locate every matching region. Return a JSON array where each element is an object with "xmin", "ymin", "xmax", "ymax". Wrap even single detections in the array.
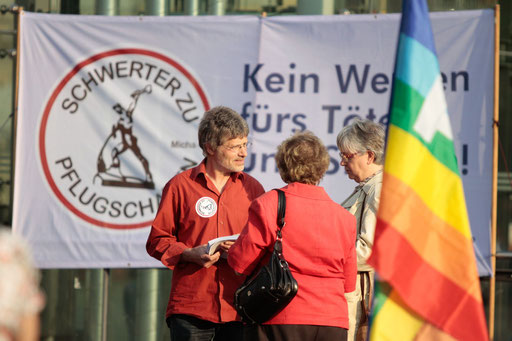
[{"xmin": 367, "ymin": 1, "xmax": 488, "ymax": 340}]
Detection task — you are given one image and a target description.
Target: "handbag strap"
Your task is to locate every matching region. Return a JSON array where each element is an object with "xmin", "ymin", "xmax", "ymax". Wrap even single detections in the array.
[
  {"xmin": 275, "ymin": 189, "xmax": 286, "ymax": 239},
  {"xmin": 358, "ymin": 193, "xmax": 367, "ymax": 235},
  {"xmin": 276, "ymin": 189, "xmax": 286, "ymax": 230}
]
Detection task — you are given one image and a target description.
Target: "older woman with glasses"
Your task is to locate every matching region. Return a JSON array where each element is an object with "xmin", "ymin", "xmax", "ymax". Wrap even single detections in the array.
[
  {"xmin": 337, "ymin": 119, "xmax": 385, "ymax": 341},
  {"xmin": 229, "ymin": 131, "xmax": 357, "ymax": 341}
]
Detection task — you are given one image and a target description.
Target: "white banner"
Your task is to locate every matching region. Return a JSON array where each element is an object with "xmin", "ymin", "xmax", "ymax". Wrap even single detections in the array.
[{"xmin": 14, "ymin": 10, "xmax": 494, "ymax": 273}]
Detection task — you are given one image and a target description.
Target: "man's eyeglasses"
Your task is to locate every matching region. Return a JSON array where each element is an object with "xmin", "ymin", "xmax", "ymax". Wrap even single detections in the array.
[
  {"xmin": 223, "ymin": 142, "xmax": 252, "ymax": 152},
  {"xmin": 339, "ymin": 152, "xmax": 359, "ymax": 162}
]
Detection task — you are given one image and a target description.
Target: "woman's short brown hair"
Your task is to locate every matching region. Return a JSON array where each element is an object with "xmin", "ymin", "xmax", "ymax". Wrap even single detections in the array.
[{"xmin": 275, "ymin": 131, "xmax": 330, "ymax": 185}]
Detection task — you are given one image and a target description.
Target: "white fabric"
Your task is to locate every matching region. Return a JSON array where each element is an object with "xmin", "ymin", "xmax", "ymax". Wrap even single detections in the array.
[
  {"xmin": 14, "ymin": 11, "xmax": 494, "ymax": 272},
  {"xmin": 414, "ymin": 76, "xmax": 452, "ymax": 142}
]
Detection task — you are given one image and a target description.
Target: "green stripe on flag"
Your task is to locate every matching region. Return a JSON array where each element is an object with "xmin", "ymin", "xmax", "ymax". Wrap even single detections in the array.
[
  {"xmin": 390, "ymin": 79, "xmax": 460, "ymax": 175},
  {"xmin": 371, "ymin": 280, "xmax": 392, "ymax": 317}
]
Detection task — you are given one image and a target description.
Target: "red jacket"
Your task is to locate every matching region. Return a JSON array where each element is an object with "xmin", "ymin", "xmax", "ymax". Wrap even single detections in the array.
[{"xmin": 228, "ymin": 182, "xmax": 357, "ymax": 328}]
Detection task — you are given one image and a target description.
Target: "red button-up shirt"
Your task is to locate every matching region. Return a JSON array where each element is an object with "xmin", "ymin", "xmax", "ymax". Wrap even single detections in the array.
[{"xmin": 146, "ymin": 160, "xmax": 264, "ymax": 323}]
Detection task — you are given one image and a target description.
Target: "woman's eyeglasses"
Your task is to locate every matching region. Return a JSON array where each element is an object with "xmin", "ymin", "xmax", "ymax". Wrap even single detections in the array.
[{"xmin": 339, "ymin": 152, "xmax": 359, "ymax": 162}]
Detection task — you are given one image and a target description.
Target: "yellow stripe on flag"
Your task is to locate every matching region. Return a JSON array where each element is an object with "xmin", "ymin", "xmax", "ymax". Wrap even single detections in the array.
[
  {"xmin": 384, "ymin": 125, "xmax": 471, "ymax": 239},
  {"xmin": 371, "ymin": 289, "xmax": 457, "ymax": 341},
  {"xmin": 370, "ymin": 290, "xmax": 423, "ymax": 340}
]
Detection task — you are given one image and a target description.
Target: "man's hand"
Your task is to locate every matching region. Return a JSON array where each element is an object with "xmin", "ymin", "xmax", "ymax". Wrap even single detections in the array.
[{"xmin": 181, "ymin": 245, "xmax": 220, "ymax": 268}]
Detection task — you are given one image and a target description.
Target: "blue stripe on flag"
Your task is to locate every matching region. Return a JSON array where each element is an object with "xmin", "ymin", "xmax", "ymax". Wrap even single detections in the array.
[
  {"xmin": 395, "ymin": 33, "xmax": 439, "ymax": 98},
  {"xmin": 400, "ymin": 0, "xmax": 436, "ymax": 56}
]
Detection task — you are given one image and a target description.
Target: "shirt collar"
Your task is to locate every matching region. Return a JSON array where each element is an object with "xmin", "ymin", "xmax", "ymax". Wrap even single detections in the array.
[
  {"xmin": 281, "ymin": 182, "xmax": 331, "ymax": 200},
  {"xmin": 355, "ymin": 169, "xmax": 383, "ymax": 192}
]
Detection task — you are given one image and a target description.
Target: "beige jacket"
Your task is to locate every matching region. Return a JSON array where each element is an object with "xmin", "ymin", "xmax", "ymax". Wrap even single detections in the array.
[{"xmin": 341, "ymin": 171, "xmax": 382, "ymax": 272}]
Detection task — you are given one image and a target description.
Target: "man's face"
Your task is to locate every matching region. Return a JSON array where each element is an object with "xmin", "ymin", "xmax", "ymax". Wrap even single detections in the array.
[{"xmin": 211, "ymin": 136, "xmax": 249, "ymax": 174}]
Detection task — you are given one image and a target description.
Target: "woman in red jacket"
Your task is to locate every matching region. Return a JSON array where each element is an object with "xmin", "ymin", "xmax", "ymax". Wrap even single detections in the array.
[{"xmin": 228, "ymin": 131, "xmax": 357, "ymax": 341}]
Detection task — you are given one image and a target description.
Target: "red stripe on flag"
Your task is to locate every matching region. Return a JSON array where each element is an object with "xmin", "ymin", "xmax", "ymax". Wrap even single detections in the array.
[
  {"xmin": 375, "ymin": 173, "xmax": 479, "ymax": 296},
  {"xmin": 370, "ymin": 219, "xmax": 488, "ymax": 341}
]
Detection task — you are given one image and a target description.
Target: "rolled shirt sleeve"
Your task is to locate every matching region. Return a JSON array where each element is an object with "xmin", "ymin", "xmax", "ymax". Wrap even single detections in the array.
[{"xmin": 146, "ymin": 180, "xmax": 189, "ymax": 269}]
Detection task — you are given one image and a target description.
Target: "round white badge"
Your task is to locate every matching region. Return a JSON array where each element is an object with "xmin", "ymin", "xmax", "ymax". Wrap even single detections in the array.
[{"xmin": 195, "ymin": 197, "xmax": 217, "ymax": 218}]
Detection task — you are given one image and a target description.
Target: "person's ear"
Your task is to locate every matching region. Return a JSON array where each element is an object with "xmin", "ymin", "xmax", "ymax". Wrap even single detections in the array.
[
  {"xmin": 367, "ymin": 151, "xmax": 375, "ymax": 165},
  {"xmin": 205, "ymin": 143, "xmax": 215, "ymax": 156}
]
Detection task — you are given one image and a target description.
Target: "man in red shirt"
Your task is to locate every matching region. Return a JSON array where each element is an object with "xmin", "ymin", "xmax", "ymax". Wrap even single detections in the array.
[{"xmin": 146, "ymin": 106, "xmax": 265, "ymax": 340}]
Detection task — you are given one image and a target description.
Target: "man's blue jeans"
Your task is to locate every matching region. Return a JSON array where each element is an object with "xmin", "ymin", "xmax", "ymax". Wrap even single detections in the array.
[{"xmin": 167, "ymin": 314, "xmax": 243, "ymax": 341}]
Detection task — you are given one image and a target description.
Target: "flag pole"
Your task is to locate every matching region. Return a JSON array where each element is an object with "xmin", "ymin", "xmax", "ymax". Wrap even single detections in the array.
[
  {"xmin": 10, "ymin": 6, "xmax": 23, "ymax": 228},
  {"xmin": 489, "ymin": 3, "xmax": 500, "ymax": 340}
]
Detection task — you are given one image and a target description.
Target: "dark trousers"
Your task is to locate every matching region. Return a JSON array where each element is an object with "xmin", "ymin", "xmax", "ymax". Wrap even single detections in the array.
[
  {"xmin": 167, "ymin": 314, "xmax": 243, "ymax": 341},
  {"xmin": 243, "ymin": 324, "xmax": 348, "ymax": 341}
]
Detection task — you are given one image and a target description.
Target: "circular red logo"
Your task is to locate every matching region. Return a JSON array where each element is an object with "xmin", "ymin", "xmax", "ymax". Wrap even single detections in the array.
[{"xmin": 39, "ymin": 48, "xmax": 209, "ymax": 229}]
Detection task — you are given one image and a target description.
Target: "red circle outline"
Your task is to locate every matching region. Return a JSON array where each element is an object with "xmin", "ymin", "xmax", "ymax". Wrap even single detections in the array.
[{"xmin": 39, "ymin": 48, "xmax": 210, "ymax": 229}]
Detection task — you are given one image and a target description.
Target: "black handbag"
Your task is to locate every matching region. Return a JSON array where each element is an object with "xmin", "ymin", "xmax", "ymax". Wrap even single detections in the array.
[{"xmin": 234, "ymin": 189, "xmax": 299, "ymax": 324}]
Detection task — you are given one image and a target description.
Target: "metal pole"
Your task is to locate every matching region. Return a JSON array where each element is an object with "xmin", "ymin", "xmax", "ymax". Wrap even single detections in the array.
[
  {"xmin": 209, "ymin": 0, "xmax": 225, "ymax": 15},
  {"xmin": 145, "ymin": 0, "xmax": 169, "ymax": 16},
  {"xmin": 184, "ymin": 0, "xmax": 199, "ymax": 16},
  {"xmin": 10, "ymin": 5, "xmax": 22, "ymax": 227},
  {"xmin": 489, "ymin": 4, "xmax": 500, "ymax": 340},
  {"xmin": 95, "ymin": 0, "xmax": 118, "ymax": 15},
  {"xmin": 102, "ymin": 269, "xmax": 109, "ymax": 341},
  {"xmin": 297, "ymin": 0, "xmax": 334, "ymax": 15},
  {"xmin": 84, "ymin": 269, "xmax": 107, "ymax": 341},
  {"xmin": 41, "ymin": 270, "xmax": 59, "ymax": 341},
  {"xmin": 134, "ymin": 269, "xmax": 160, "ymax": 341}
]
